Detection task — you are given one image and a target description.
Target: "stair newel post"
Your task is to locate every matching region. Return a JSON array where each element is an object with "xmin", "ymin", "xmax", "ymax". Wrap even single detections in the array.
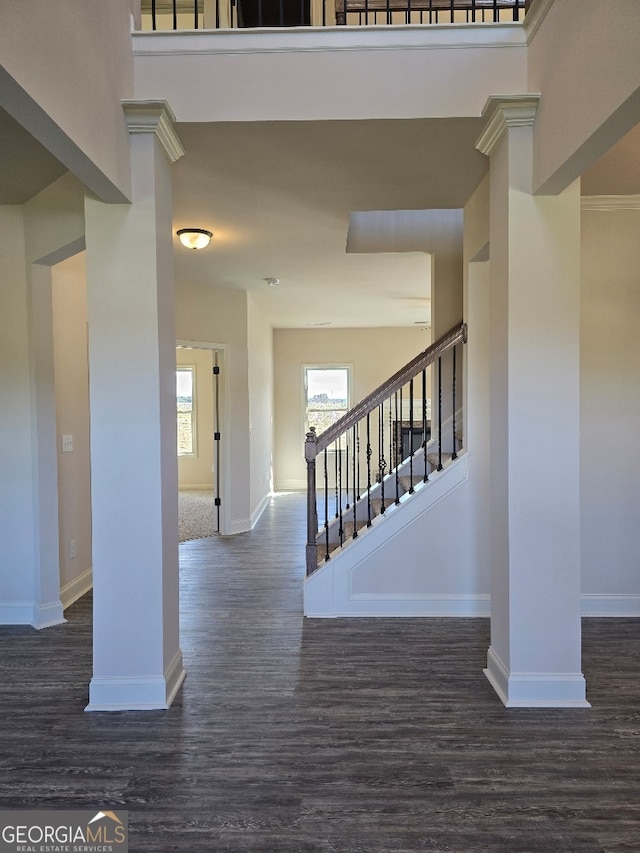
[
  {"xmin": 366, "ymin": 412, "xmax": 372, "ymax": 527},
  {"xmin": 305, "ymin": 428, "xmax": 319, "ymax": 576},
  {"xmin": 422, "ymin": 367, "xmax": 429, "ymax": 482},
  {"xmin": 437, "ymin": 356, "xmax": 443, "ymax": 471},
  {"xmin": 452, "ymin": 344, "xmax": 458, "ymax": 460},
  {"xmin": 409, "ymin": 378, "xmax": 415, "ymax": 493}
]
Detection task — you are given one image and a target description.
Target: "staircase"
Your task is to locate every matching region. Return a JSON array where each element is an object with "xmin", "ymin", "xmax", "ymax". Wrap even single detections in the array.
[{"xmin": 304, "ymin": 322, "xmax": 467, "ymax": 613}]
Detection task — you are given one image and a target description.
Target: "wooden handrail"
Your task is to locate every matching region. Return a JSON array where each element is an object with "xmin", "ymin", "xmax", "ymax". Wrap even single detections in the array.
[{"xmin": 310, "ymin": 321, "xmax": 466, "ymax": 456}]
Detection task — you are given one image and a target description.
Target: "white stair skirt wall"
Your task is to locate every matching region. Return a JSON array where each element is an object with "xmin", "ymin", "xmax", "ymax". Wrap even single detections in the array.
[{"xmin": 305, "ymin": 455, "xmax": 489, "ymax": 617}]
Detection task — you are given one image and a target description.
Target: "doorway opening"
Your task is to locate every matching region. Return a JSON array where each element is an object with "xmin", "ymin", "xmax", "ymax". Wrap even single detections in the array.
[{"xmin": 176, "ymin": 343, "xmax": 227, "ymax": 539}]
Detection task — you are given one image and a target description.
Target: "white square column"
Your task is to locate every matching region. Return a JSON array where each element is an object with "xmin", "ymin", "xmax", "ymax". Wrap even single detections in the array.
[
  {"xmin": 85, "ymin": 102, "xmax": 186, "ymax": 711},
  {"xmin": 476, "ymin": 96, "xmax": 589, "ymax": 708}
]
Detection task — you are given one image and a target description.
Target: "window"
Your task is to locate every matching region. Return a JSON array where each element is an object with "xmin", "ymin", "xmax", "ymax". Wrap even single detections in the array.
[
  {"xmin": 304, "ymin": 366, "xmax": 350, "ymax": 438},
  {"xmin": 176, "ymin": 366, "xmax": 196, "ymax": 455}
]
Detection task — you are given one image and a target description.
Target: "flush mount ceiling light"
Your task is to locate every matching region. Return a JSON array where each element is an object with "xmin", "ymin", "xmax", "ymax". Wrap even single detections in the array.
[
  {"xmin": 264, "ymin": 277, "xmax": 280, "ymax": 287},
  {"xmin": 177, "ymin": 228, "xmax": 212, "ymax": 250}
]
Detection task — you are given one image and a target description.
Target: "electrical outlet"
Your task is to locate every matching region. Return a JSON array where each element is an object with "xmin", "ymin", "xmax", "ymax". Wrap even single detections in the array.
[
  {"xmin": 61, "ymin": 434, "xmax": 74, "ymax": 453},
  {"xmin": 69, "ymin": 540, "xmax": 76, "ymax": 560}
]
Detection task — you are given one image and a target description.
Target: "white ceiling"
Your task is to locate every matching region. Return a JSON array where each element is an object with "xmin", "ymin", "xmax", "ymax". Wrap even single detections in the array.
[
  {"xmin": 1, "ymin": 105, "xmax": 637, "ymax": 330},
  {"xmin": 171, "ymin": 118, "xmax": 487, "ymax": 328}
]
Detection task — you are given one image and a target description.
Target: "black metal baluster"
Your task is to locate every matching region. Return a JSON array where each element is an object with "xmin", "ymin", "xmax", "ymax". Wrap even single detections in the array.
[
  {"xmin": 345, "ymin": 431, "xmax": 350, "ymax": 510},
  {"xmin": 493, "ymin": 0, "xmax": 498, "ymax": 22},
  {"xmin": 388, "ymin": 403, "xmax": 393, "ymax": 482},
  {"xmin": 279, "ymin": 0, "xmax": 284, "ymax": 26},
  {"xmin": 352, "ymin": 424, "xmax": 358, "ymax": 539},
  {"xmin": 364, "ymin": 0, "xmax": 369, "ymax": 26},
  {"xmin": 338, "ymin": 438, "xmax": 343, "ymax": 546},
  {"xmin": 173, "ymin": 0, "xmax": 178, "ymax": 29},
  {"xmin": 334, "ymin": 440, "xmax": 339, "ymax": 518},
  {"xmin": 386, "ymin": 0, "xmax": 391, "ymax": 26},
  {"xmin": 379, "ymin": 402, "xmax": 386, "ymax": 513},
  {"xmin": 394, "ymin": 391, "xmax": 400, "ymax": 504},
  {"xmin": 152, "ymin": 0, "xmax": 157, "ymax": 30},
  {"xmin": 194, "ymin": 0, "xmax": 199, "ymax": 28},
  {"xmin": 366, "ymin": 413, "xmax": 372, "ymax": 526},
  {"xmin": 437, "ymin": 356, "xmax": 443, "ymax": 471},
  {"xmin": 353, "ymin": 423, "xmax": 360, "ymax": 539},
  {"xmin": 422, "ymin": 367, "xmax": 429, "ymax": 482},
  {"xmin": 409, "ymin": 378, "xmax": 414, "ymax": 493},
  {"xmin": 324, "ymin": 448, "xmax": 330, "ymax": 560},
  {"xmin": 449, "ymin": 0, "xmax": 454, "ymax": 23},
  {"xmin": 257, "ymin": 0, "xmax": 263, "ymax": 26},
  {"xmin": 452, "ymin": 344, "xmax": 458, "ymax": 460}
]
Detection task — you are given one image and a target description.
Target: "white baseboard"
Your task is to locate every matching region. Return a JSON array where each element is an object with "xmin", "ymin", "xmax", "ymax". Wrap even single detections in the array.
[
  {"xmin": 0, "ymin": 602, "xmax": 36, "ymax": 625},
  {"xmin": 251, "ymin": 492, "xmax": 272, "ymax": 529},
  {"xmin": 307, "ymin": 593, "xmax": 490, "ymax": 618},
  {"xmin": 178, "ymin": 484, "xmax": 214, "ymax": 491},
  {"xmin": 228, "ymin": 517, "xmax": 251, "ymax": 534},
  {"xmin": 0, "ymin": 600, "xmax": 66, "ymax": 628},
  {"xmin": 274, "ymin": 479, "xmax": 306, "ymax": 491},
  {"xmin": 581, "ymin": 594, "xmax": 640, "ymax": 617},
  {"xmin": 60, "ymin": 567, "xmax": 93, "ymax": 610},
  {"xmin": 32, "ymin": 600, "xmax": 66, "ymax": 629},
  {"xmin": 484, "ymin": 645, "xmax": 590, "ymax": 708},
  {"xmin": 85, "ymin": 650, "xmax": 186, "ymax": 712}
]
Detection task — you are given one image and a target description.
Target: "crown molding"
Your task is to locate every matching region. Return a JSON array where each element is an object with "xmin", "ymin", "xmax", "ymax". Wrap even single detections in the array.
[
  {"xmin": 523, "ymin": 0, "xmax": 555, "ymax": 45},
  {"xmin": 581, "ymin": 195, "xmax": 640, "ymax": 211},
  {"xmin": 475, "ymin": 94, "xmax": 540, "ymax": 156},
  {"xmin": 122, "ymin": 100, "xmax": 185, "ymax": 163}
]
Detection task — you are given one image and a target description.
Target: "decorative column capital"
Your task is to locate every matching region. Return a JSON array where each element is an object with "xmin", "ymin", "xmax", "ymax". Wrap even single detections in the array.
[
  {"xmin": 122, "ymin": 100, "xmax": 185, "ymax": 163},
  {"xmin": 475, "ymin": 94, "xmax": 541, "ymax": 157}
]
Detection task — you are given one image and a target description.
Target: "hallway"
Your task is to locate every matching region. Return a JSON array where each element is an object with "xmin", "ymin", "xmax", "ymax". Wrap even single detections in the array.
[{"xmin": 0, "ymin": 492, "xmax": 639, "ymax": 851}]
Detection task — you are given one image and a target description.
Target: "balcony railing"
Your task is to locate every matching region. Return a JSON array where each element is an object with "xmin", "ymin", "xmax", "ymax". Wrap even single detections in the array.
[{"xmin": 140, "ymin": 0, "xmax": 530, "ymax": 30}]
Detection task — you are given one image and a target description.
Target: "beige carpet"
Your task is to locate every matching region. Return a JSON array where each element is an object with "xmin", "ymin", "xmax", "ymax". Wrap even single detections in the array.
[{"xmin": 178, "ymin": 490, "xmax": 217, "ymax": 542}]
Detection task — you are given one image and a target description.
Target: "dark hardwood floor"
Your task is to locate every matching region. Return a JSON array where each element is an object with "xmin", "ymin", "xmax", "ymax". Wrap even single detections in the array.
[{"xmin": 1, "ymin": 491, "xmax": 639, "ymax": 852}]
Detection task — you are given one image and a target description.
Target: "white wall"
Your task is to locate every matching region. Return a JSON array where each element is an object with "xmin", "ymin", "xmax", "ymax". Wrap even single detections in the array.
[
  {"xmin": 580, "ymin": 207, "xmax": 640, "ymax": 610},
  {"xmin": 0, "ymin": 174, "xmax": 87, "ymax": 625},
  {"xmin": 0, "ymin": 205, "xmax": 36, "ymax": 622},
  {"xmin": 247, "ymin": 295, "xmax": 274, "ymax": 522},
  {"xmin": 528, "ymin": 0, "xmax": 640, "ymax": 194},
  {"xmin": 51, "ymin": 252, "xmax": 93, "ymax": 609},
  {"xmin": 133, "ymin": 25, "xmax": 527, "ymax": 122},
  {"xmin": 273, "ymin": 326, "xmax": 429, "ymax": 489},
  {"xmin": 0, "ymin": 0, "xmax": 134, "ymax": 201},
  {"xmin": 176, "ymin": 346, "xmax": 215, "ymax": 489}
]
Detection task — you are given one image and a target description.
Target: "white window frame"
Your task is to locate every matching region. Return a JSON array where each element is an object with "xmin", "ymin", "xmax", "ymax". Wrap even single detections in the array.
[
  {"xmin": 176, "ymin": 364, "xmax": 197, "ymax": 457},
  {"xmin": 303, "ymin": 364, "xmax": 351, "ymax": 445}
]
